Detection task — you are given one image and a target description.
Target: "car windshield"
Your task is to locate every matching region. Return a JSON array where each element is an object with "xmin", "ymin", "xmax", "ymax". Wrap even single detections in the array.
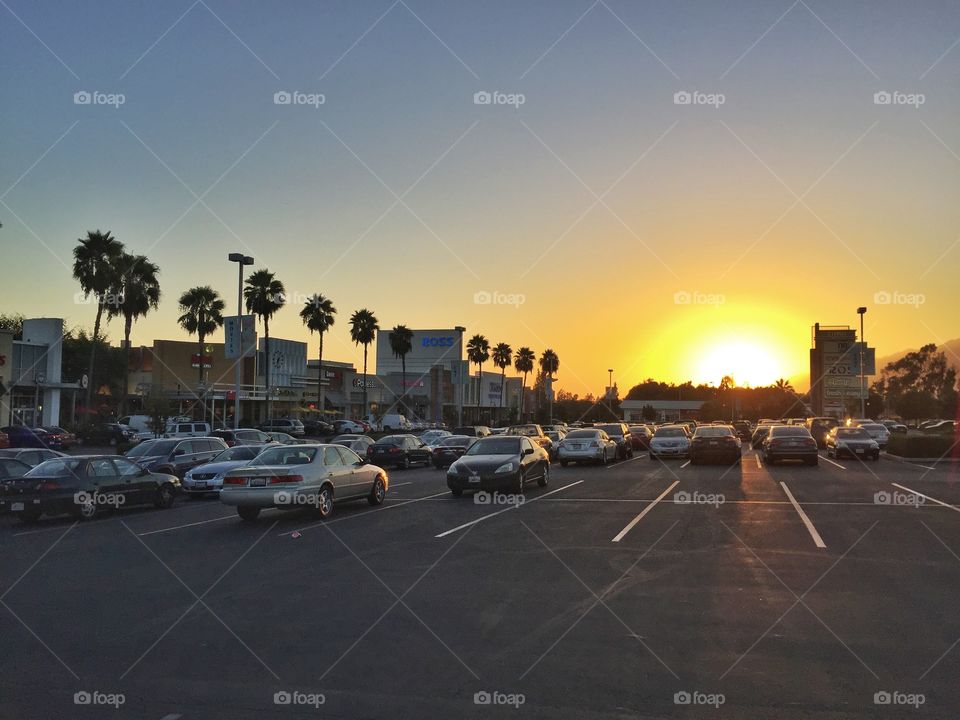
[
  {"xmin": 695, "ymin": 427, "xmax": 732, "ymax": 437},
  {"xmin": 465, "ymin": 438, "xmax": 521, "ymax": 456},
  {"xmin": 126, "ymin": 440, "xmax": 178, "ymax": 457},
  {"xmin": 837, "ymin": 428, "xmax": 870, "ymax": 439},
  {"xmin": 860, "ymin": 424, "xmax": 885, "ymax": 431},
  {"xmin": 596, "ymin": 425, "xmax": 624, "ymax": 436},
  {"xmin": 214, "ymin": 446, "xmax": 259, "ymax": 462},
  {"xmin": 565, "ymin": 430, "xmax": 598, "ymax": 439},
  {"xmin": 250, "ymin": 447, "xmax": 318, "ymax": 466},
  {"xmin": 655, "ymin": 428, "xmax": 686, "ymax": 438},
  {"xmin": 507, "ymin": 426, "xmax": 539, "ymax": 436},
  {"xmin": 770, "ymin": 427, "xmax": 810, "ymax": 437}
]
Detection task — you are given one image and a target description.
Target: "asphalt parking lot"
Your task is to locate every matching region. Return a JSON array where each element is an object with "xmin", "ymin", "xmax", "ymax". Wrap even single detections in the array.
[{"xmin": 2, "ymin": 450, "xmax": 959, "ymax": 719}]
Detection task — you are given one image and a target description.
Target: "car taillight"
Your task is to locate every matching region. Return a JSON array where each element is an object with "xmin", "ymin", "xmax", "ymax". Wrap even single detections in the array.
[
  {"xmin": 590, "ymin": 441, "xmax": 599, "ymax": 448},
  {"xmin": 38, "ymin": 481, "xmax": 59, "ymax": 491},
  {"xmin": 389, "ymin": 447, "xmax": 401, "ymax": 454},
  {"xmin": 223, "ymin": 476, "xmax": 246, "ymax": 485},
  {"xmin": 269, "ymin": 475, "xmax": 303, "ymax": 484}
]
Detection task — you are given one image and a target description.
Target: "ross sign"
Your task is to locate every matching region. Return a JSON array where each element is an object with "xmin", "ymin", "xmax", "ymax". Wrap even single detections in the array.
[
  {"xmin": 225, "ymin": 315, "xmax": 256, "ymax": 359},
  {"xmin": 421, "ymin": 336, "xmax": 456, "ymax": 348}
]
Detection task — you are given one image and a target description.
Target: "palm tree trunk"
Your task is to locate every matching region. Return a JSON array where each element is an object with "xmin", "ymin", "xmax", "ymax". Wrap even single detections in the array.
[
  {"xmin": 317, "ymin": 334, "xmax": 324, "ymax": 411},
  {"xmin": 401, "ymin": 355, "xmax": 407, "ymax": 417},
  {"xmin": 362, "ymin": 343, "xmax": 368, "ymax": 420},
  {"xmin": 122, "ymin": 315, "xmax": 132, "ymax": 417},
  {"xmin": 499, "ymin": 368, "xmax": 505, "ymax": 423},
  {"xmin": 264, "ymin": 316, "xmax": 271, "ymax": 423},
  {"xmin": 197, "ymin": 331, "xmax": 206, "ymax": 423},
  {"xmin": 521, "ymin": 372, "xmax": 527, "ymax": 420},
  {"xmin": 85, "ymin": 301, "xmax": 104, "ymax": 411}
]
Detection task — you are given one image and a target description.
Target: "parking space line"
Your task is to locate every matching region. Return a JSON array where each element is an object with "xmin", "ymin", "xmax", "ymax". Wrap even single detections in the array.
[
  {"xmin": 679, "ymin": 460, "xmax": 691, "ymax": 468},
  {"xmin": 611, "ymin": 481, "xmax": 679, "ymax": 543},
  {"xmin": 605, "ymin": 454, "xmax": 645, "ymax": 469},
  {"xmin": 755, "ymin": 454, "xmax": 762, "ymax": 469},
  {"xmin": 434, "ymin": 481, "xmax": 583, "ymax": 539},
  {"xmin": 283, "ymin": 490, "xmax": 452, "ymax": 537},
  {"xmin": 892, "ymin": 483, "xmax": 960, "ymax": 514},
  {"xmin": 137, "ymin": 514, "xmax": 239, "ymax": 536},
  {"xmin": 819, "ymin": 454, "xmax": 847, "ymax": 470},
  {"xmin": 780, "ymin": 482, "xmax": 826, "ymax": 548}
]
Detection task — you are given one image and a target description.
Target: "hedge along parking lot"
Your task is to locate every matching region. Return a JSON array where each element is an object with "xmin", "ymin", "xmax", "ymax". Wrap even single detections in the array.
[
  {"xmin": 886, "ymin": 430, "xmax": 960, "ymax": 459},
  {"xmin": 2, "ymin": 451, "xmax": 960, "ymax": 719}
]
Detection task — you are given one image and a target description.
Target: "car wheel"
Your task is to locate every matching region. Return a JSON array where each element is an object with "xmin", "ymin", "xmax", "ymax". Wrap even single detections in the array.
[
  {"xmin": 538, "ymin": 464, "xmax": 549, "ymax": 487},
  {"xmin": 154, "ymin": 482, "xmax": 176, "ymax": 509},
  {"xmin": 402, "ymin": 456, "xmax": 411, "ymax": 470},
  {"xmin": 74, "ymin": 497, "xmax": 98, "ymax": 521},
  {"xmin": 368, "ymin": 476, "xmax": 386, "ymax": 506},
  {"xmin": 315, "ymin": 485, "xmax": 334, "ymax": 518},
  {"xmin": 237, "ymin": 506, "xmax": 260, "ymax": 521},
  {"xmin": 16, "ymin": 509, "xmax": 41, "ymax": 523},
  {"xmin": 514, "ymin": 472, "xmax": 524, "ymax": 495}
]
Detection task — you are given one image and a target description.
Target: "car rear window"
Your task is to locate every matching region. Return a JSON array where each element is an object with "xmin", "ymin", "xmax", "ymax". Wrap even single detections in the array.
[
  {"xmin": 251, "ymin": 447, "xmax": 317, "ymax": 466},
  {"xmin": 837, "ymin": 428, "xmax": 869, "ymax": 438},
  {"xmin": 695, "ymin": 427, "xmax": 733, "ymax": 437},
  {"xmin": 565, "ymin": 430, "xmax": 598, "ymax": 439},
  {"xmin": 655, "ymin": 428, "xmax": 686, "ymax": 437},
  {"xmin": 770, "ymin": 427, "xmax": 810, "ymax": 437},
  {"xmin": 596, "ymin": 425, "xmax": 624, "ymax": 435}
]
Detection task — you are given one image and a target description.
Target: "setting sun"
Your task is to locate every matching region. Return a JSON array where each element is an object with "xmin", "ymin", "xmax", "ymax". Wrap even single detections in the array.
[{"xmin": 696, "ymin": 341, "xmax": 782, "ymax": 387}]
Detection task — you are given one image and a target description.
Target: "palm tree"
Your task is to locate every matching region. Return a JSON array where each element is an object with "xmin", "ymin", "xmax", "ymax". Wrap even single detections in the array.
[
  {"xmin": 492, "ymin": 342, "xmax": 512, "ymax": 422},
  {"xmin": 514, "ymin": 347, "xmax": 535, "ymax": 420},
  {"xmin": 299, "ymin": 294, "xmax": 337, "ymax": 417},
  {"xmin": 388, "ymin": 325, "xmax": 414, "ymax": 416},
  {"xmin": 72, "ymin": 230, "xmax": 125, "ymax": 410},
  {"xmin": 244, "ymin": 269, "xmax": 286, "ymax": 423},
  {"xmin": 539, "ymin": 349, "xmax": 560, "ymax": 423},
  {"xmin": 773, "ymin": 378, "xmax": 795, "ymax": 395},
  {"xmin": 466, "ymin": 334, "xmax": 490, "ymax": 422},
  {"xmin": 108, "ymin": 253, "xmax": 161, "ymax": 416},
  {"xmin": 177, "ymin": 286, "xmax": 225, "ymax": 391},
  {"xmin": 349, "ymin": 309, "xmax": 379, "ymax": 420}
]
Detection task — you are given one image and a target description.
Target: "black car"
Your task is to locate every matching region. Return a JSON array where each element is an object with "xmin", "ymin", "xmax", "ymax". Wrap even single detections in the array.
[
  {"xmin": 0, "ymin": 458, "xmax": 31, "ymax": 479},
  {"xmin": 79, "ymin": 423, "xmax": 139, "ymax": 446},
  {"xmin": 762, "ymin": 426, "xmax": 819, "ymax": 466},
  {"xmin": 211, "ymin": 428, "xmax": 274, "ymax": 447},
  {"xmin": 806, "ymin": 417, "xmax": 840, "ymax": 448},
  {"xmin": 690, "ymin": 426, "xmax": 742, "ymax": 465},
  {"xmin": 732, "ymin": 421, "xmax": 753, "ymax": 442},
  {"xmin": 369, "ymin": 435, "xmax": 431, "ymax": 469},
  {"xmin": 594, "ymin": 423, "xmax": 634, "ymax": 459},
  {"xmin": 447, "ymin": 435, "xmax": 549, "ymax": 496},
  {"xmin": 0, "ymin": 455, "xmax": 179, "ymax": 522},
  {"xmin": 302, "ymin": 419, "xmax": 334, "ymax": 436},
  {"xmin": 432, "ymin": 435, "xmax": 478, "ymax": 468},
  {"xmin": 750, "ymin": 426, "xmax": 771, "ymax": 449},
  {"xmin": 124, "ymin": 437, "xmax": 229, "ymax": 479},
  {"xmin": 0, "ymin": 448, "xmax": 67, "ymax": 468}
]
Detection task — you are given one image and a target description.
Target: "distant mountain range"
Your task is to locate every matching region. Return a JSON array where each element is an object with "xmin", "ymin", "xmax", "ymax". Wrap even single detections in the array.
[{"xmin": 876, "ymin": 338, "xmax": 960, "ymax": 374}]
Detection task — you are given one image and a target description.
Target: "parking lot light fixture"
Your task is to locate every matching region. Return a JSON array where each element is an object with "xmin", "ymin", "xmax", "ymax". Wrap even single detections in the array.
[
  {"xmin": 857, "ymin": 307, "xmax": 867, "ymax": 418},
  {"xmin": 229, "ymin": 253, "xmax": 255, "ymax": 428}
]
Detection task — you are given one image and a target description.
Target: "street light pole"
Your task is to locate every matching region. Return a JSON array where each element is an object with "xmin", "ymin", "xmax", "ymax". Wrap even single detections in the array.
[
  {"xmin": 229, "ymin": 253, "xmax": 254, "ymax": 429},
  {"xmin": 607, "ymin": 368, "xmax": 613, "ymax": 416},
  {"xmin": 857, "ymin": 306, "xmax": 867, "ymax": 418}
]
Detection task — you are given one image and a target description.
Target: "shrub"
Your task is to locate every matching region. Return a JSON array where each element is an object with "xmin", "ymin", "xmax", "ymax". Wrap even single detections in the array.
[{"xmin": 887, "ymin": 432, "xmax": 958, "ymax": 459}]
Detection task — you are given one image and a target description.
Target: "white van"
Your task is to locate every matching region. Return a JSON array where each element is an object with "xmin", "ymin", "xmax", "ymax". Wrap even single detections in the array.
[
  {"xmin": 377, "ymin": 414, "xmax": 410, "ymax": 432},
  {"xmin": 117, "ymin": 414, "xmax": 161, "ymax": 441},
  {"xmin": 163, "ymin": 420, "xmax": 212, "ymax": 438}
]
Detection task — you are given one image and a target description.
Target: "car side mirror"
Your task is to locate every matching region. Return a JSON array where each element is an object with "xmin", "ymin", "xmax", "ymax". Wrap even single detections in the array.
[
  {"xmin": 174, "ymin": 448, "xmax": 185, "ymax": 456},
  {"xmin": 523, "ymin": 447, "xmax": 534, "ymax": 456},
  {"xmin": 139, "ymin": 467, "xmax": 150, "ymax": 476}
]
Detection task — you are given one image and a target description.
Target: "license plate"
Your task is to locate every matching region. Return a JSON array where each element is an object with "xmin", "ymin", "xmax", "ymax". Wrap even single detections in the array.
[
  {"xmin": 709, "ymin": 440, "xmax": 718, "ymax": 446},
  {"xmin": 194, "ymin": 482, "xmax": 208, "ymax": 489},
  {"xmin": 12, "ymin": 502, "xmax": 24, "ymax": 511},
  {"xmin": 250, "ymin": 478, "xmax": 267, "ymax": 487},
  {"xmin": 855, "ymin": 448, "xmax": 864, "ymax": 454},
  {"xmin": 469, "ymin": 475, "xmax": 480, "ymax": 483},
  {"xmin": 571, "ymin": 444, "xmax": 581, "ymax": 450}
]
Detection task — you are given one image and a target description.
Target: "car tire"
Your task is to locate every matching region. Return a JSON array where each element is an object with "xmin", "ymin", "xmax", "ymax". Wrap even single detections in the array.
[
  {"xmin": 514, "ymin": 473, "xmax": 524, "ymax": 495},
  {"xmin": 237, "ymin": 506, "xmax": 260, "ymax": 521},
  {"xmin": 368, "ymin": 476, "xmax": 386, "ymax": 506},
  {"xmin": 402, "ymin": 456, "xmax": 411, "ymax": 470},
  {"xmin": 154, "ymin": 483, "xmax": 176, "ymax": 509},
  {"xmin": 538, "ymin": 464, "xmax": 549, "ymax": 487},
  {"xmin": 315, "ymin": 485, "xmax": 334, "ymax": 519}
]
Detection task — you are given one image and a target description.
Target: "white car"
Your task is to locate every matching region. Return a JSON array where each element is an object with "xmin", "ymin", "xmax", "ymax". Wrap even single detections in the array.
[
  {"xmin": 219, "ymin": 443, "xmax": 389, "ymax": 521},
  {"xmin": 857, "ymin": 422, "xmax": 890, "ymax": 448},
  {"xmin": 649, "ymin": 426, "xmax": 691, "ymax": 459},
  {"xmin": 557, "ymin": 429, "xmax": 616, "ymax": 466}
]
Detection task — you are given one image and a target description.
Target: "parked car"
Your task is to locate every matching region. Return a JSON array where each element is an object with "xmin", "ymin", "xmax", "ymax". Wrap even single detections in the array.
[
  {"xmin": 762, "ymin": 426, "xmax": 818, "ymax": 466},
  {"xmin": 594, "ymin": 423, "xmax": 634, "ymax": 459},
  {"xmin": 331, "ymin": 434, "xmax": 375, "ymax": 456},
  {"xmin": 0, "ymin": 455, "xmax": 179, "ymax": 522},
  {"xmin": 731, "ymin": 421, "xmax": 753, "ymax": 442},
  {"xmin": 825, "ymin": 426, "xmax": 880, "ymax": 460},
  {"xmin": 124, "ymin": 437, "xmax": 229, "ymax": 479},
  {"xmin": 627, "ymin": 425, "xmax": 653, "ymax": 451},
  {"xmin": 419, "ymin": 429, "xmax": 452, "ymax": 448},
  {"xmin": 302, "ymin": 419, "xmax": 334, "ymax": 436},
  {"xmin": 78, "ymin": 423, "xmax": 139, "ymax": 447},
  {"xmin": 369, "ymin": 435, "xmax": 431, "ymax": 469},
  {"xmin": 432, "ymin": 435, "xmax": 478, "ymax": 468},
  {"xmin": 880, "ymin": 419, "xmax": 908, "ymax": 434},
  {"xmin": 0, "ymin": 458, "xmax": 31, "ymax": 479},
  {"xmin": 690, "ymin": 426, "xmax": 741, "ymax": 465},
  {"xmin": 751, "ymin": 425, "xmax": 772, "ymax": 449},
  {"xmin": 557, "ymin": 429, "xmax": 617, "ymax": 466},
  {"xmin": 164, "ymin": 421, "xmax": 212, "ymax": 438},
  {"xmin": 649, "ymin": 426, "xmax": 691, "ymax": 459},
  {"xmin": 805, "ymin": 417, "xmax": 840, "ymax": 448},
  {"xmin": 377, "ymin": 413, "xmax": 411, "ymax": 431},
  {"xmin": 333, "ymin": 419, "xmax": 366, "ymax": 434},
  {"xmin": 2, "ymin": 425, "xmax": 62, "ymax": 449},
  {"xmin": 446, "ymin": 435, "xmax": 549, "ymax": 496},
  {"xmin": 544, "ymin": 430, "xmax": 565, "ymax": 459},
  {"xmin": 219, "ymin": 443, "xmax": 389, "ymax": 521},
  {"xmin": 858, "ymin": 422, "xmax": 891, "ymax": 448},
  {"xmin": 921, "ymin": 420, "xmax": 957, "ymax": 435},
  {"xmin": 259, "ymin": 418, "xmax": 306, "ymax": 437},
  {"xmin": 39, "ymin": 426, "xmax": 77, "ymax": 450},
  {"xmin": 505, "ymin": 424, "xmax": 552, "ymax": 452},
  {"xmin": 0, "ymin": 448, "xmax": 67, "ymax": 467},
  {"xmin": 453, "ymin": 426, "xmax": 492, "ymax": 438},
  {"xmin": 210, "ymin": 428, "xmax": 274, "ymax": 447},
  {"xmin": 181, "ymin": 445, "xmax": 264, "ymax": 496},
  {"xmin": 117, "ymin": 414, "xmax": 164, "ymax": 440},
  {"xmin": 266, "ymin": 432, "xmax": 300, "ymax": 445}
]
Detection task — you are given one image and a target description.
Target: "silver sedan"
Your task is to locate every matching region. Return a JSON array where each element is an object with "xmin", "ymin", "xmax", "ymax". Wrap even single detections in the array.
[
  {"xmin": 557, "ymin": 429, "xmax": 618, "ymax": 466},
  {"xmin": 219, "ymin": 444, "xmax": 389, "ymax": 521}
]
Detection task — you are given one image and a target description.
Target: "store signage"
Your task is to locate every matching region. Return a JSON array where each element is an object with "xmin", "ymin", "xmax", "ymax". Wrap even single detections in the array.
[{"xmin": 421, "ymin": 336, "xmax": 455, "ymax": 348}]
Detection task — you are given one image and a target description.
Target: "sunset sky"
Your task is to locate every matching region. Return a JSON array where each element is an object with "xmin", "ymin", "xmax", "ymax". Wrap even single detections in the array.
[{"xmin": 2, "ymin": 0, "xmax": 958, "ymax": 395}]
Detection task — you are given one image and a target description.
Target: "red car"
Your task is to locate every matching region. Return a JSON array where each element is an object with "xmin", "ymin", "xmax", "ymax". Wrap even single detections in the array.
[
  {"xmin": 40, "ymin": 426, "xmax": 77, "ymax": 450},
  {"xmin": 0, "ymin": 430, "xmax": 8, "ymax": 449},
  {"xmin": 628, "ymin": 425, "xmax": 653, "ymax": 451}
]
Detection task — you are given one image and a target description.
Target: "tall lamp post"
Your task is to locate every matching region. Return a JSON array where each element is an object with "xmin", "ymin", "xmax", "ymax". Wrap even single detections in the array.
[
  {"xmin": 857, "ymin": 306, "xmax": 867, "ymax": 418},
  {"xmin": 607, "ymin": 368, "xmax": 613, "ymax": 415},
  {"xmin": 229, "ymin": 253, "xmax": 254, "ymax": 429}
]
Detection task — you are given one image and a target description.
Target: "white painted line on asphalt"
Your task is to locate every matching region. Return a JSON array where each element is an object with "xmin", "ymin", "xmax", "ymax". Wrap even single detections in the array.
[
  {"xmin": 283, "ymin": 490, "xmax": 452, "ymax": 537},
  {"xmin": 159, "ymin": 715, "xmax": 182, "ymax": 720},
  {"xmin": 754, "ymin": 454, "xmax": 762, "ymax": 469},
  {"xmin": 892, "ymin": 483, "xmax": 960, "ymax": 514},
  {"xmin": 137, "ymin": 514, "xmax": 236, "ymax": 535},
  {"xmin": 679, "ymin": 460, "xmax": 691, "ymax": 468},
  {"xmin": 435, "ymin": 480, "xmax": 584, "ymax": 538},
  {"xmin": 819, "ymin": 454, "xmax": 847, "ymax": 470},
  {"xmin": 612, "ymin": 481, "xmax": 679, "ymax": 543},
  {"xmin": 780, "ymin": 482, "xmax": 826, "ymax": 548},
  {"xmin": 390, "ymin": 482, "xmax": 413, "ymax": 488},
  {"xmin": 605, "ymin": 454, "xmax": 645, "ymax": 469}
]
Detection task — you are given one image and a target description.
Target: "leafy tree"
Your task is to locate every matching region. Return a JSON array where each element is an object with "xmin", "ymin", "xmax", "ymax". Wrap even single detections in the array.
[
  {"xmin": 492, "ymin": 342, "xmax": 513, "ymax": 421},
  {"xmin": 539, "ymin": 349, "xmax": 559, "ymax": 420},
  {"xmin": 0, "ymin": 313, "xmax": 25, "ymax": 339},
  {"xmin": 514, "ymin": 347, "xmax": 535, "ymax": 420},
  {"xmin": 896, "ymin": 390, "xmax": 940, "ymax": 422},
  {"xmin": 177, "ymin": 286, "xmax": 225, "ymax": 397},
  {"xmin": 244, "ymin": 269, "xmax": 286, "ymax": 421},
  {"xmin": 349, "ymin": 309, "xmax": 379, "ymax": 418},
  {"xmin": 466, "ymin": 335, "xmax": 490, "ymax": 421},
  {"xmin": 300, "ymin": 294, "xmax": 336, "ymax": 414}
]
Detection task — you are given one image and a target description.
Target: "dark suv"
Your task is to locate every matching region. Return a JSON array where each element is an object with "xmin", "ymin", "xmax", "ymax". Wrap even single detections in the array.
[
  {"xmin": 594, "ymin": 423, "xmax": 634, "ymax": 459},
  {"xmin": 368, "ymin": 435, "xmax": 432, "ymax": 469},
  {"xmin": 211, "ymin": 428, "xmax": 274, "ymax": 447},
  {"xmin": 124, "ymin": 437, "xmax": 229, "ymax": 479}
]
